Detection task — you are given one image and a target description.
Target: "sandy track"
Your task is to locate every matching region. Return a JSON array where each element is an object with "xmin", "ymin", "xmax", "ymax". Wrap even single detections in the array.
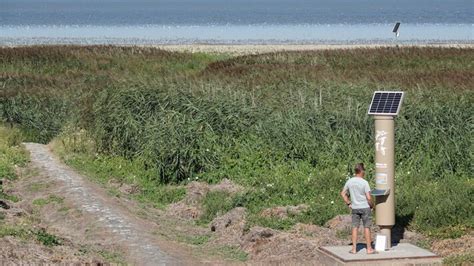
[{"xmin": 24, "ymin": 143, "xmax": 191, "ymax": 265}]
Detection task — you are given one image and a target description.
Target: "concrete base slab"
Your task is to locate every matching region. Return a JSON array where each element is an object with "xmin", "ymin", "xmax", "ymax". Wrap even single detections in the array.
[{"xmin": 318, "ymin": 243, "xmax": 442, "ymax": 265}]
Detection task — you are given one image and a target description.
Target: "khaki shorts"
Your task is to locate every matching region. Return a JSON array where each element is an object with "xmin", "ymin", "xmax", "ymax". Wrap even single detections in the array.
[{"xmin": 352, "ymin": 208, "xmax": 372, "ymax": 228}]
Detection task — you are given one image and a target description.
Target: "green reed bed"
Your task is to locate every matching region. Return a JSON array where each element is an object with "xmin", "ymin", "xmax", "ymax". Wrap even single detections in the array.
[{"xmin": 1, "ymin": 46, "xmax": 472, "ymax": 237}]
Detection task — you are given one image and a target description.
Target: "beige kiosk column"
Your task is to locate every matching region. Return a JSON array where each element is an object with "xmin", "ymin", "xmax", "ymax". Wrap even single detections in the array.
[
  {"xmin": 368, "ymin": 91, "xmax": 404, "ymax": 251},
  {"xmin": 374, "ymin": 116, "xmax": 395, "ymax": 249}
]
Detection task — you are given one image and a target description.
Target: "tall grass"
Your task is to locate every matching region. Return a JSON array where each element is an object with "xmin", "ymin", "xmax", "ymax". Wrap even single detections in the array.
[
  {"xmin": 1, "ymin": 46, "xmax": 472, "ymax": 236},
  {"xmin": 0, "ymin": 127, "xmax": 29, "ymax": 180}
]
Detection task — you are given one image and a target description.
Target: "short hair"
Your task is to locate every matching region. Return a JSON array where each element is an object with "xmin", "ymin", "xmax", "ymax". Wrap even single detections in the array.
[{"xmin": 355, "ymin": 163, "xmax": 365, "ymax": 174}]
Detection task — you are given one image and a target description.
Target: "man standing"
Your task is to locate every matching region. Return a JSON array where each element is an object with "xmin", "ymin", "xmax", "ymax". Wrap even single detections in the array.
[{"xmin": 340, "ymin": 163, "xmax": 376, "ymax": 254}]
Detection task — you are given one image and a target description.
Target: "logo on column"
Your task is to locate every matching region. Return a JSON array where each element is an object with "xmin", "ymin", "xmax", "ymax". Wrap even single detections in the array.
[
  {"xmin": 375, "ymin": 130, "xmax": 388, "ymax": 156},
  {"xmin": 376, "ymin": 173, "xmax": 388, "ymax": 185}
]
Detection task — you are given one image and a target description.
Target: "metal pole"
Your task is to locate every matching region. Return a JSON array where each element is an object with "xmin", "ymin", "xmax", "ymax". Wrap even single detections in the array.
[{"xmin": 374, "ymin": 116, "xmax": 395, "ymax": 249}]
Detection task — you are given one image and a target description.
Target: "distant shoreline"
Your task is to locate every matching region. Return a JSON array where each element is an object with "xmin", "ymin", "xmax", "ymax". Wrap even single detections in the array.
[
  {"xmin": 150, "ymin": 43, "xmax": 474, "ymax": 55},
  {"xmin": 1, "ymin": 43, "xmax": 473, "ymax": 56}
]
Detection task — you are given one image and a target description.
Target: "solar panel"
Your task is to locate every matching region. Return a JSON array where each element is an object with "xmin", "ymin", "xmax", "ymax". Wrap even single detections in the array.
[
  {"xmin": 368, "ymin": 91, "xmax": 404, "ymax": 116},
  {"xmin": 392, "ymin": 22, "xmax": 401, "ymax": 33}
]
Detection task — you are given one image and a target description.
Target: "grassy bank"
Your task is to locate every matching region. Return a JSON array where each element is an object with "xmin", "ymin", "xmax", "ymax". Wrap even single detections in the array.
[
  {"xmin": 1, "ymin": 46, "xmax": 473, "ymax": 238},
  {"xmin": 0, "ymin": 126, "xmax": 29, "ymax": 183},
  {"xmin": 0, "ymin": 126, "xmax": 62, "ymax": 246}
]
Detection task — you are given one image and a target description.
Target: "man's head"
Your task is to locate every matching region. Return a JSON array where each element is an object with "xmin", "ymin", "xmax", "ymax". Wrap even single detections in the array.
[{"xmin": 354, "ymin": 163, "xmax": 365, "ymax": 177}]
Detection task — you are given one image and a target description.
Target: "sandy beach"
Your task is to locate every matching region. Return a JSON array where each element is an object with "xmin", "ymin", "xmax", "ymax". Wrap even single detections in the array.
[
  {"xmin": 150, "ymin": 43, "xmax": 474, "ymax": 55},
  {"xmin": 2, "ymin": 43, "xmax": 472, "ymax": 56}
]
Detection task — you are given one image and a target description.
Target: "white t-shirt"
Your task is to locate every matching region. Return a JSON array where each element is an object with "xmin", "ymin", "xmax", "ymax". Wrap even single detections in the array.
[{"xmin": 343, "ymin": 177, "xmax": 371, "ymax": 209}]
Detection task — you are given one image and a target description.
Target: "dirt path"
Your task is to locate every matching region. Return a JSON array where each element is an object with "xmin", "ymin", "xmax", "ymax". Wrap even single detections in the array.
[{"xmin": 23, "ymin": 143, "xmax": 198, "ymax": 265}]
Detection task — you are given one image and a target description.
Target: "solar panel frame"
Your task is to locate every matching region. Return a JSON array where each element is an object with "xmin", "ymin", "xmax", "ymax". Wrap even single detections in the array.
[{"xmin": 368, "ymin": 91, "xmax": 405, "ymax": 116}]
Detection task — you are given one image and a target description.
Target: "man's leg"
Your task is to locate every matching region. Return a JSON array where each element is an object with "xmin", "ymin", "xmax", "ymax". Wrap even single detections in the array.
[
  {"xmin": 351, "ymin": 210, "xmax": 361, "ymax": 253},
  {"xmin": 362, "ymin": 208, "xmax": 375, "ymax": 253},
  {"xmin": 364, "ymin": 227, "xmax": 374, "ymax": 253},
  {"xmin": 352, "ymin": 227, "xmax": 358, "ymax": 253}
]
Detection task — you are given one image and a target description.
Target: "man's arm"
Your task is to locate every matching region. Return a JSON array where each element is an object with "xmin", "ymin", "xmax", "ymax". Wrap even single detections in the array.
[
  {"xmin": 364, "ymin": 181, "xmax": 373, "ymax": 209},
  {"xmin": 365, "ymin": 192, "xmax": 374, "ymax": 209},
  {"xmin": 340, "ymin": 189, "xmax": 351, "ymax": 206}
]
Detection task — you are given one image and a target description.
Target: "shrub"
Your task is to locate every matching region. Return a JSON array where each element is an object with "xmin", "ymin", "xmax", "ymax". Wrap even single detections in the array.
[
  {"xmin": 200, "ymin": 191, "xmax": 237, "ymax": 224},
  {"xmin": 35, "ymin": 228, "xmax": 62, "ymax": 246}
]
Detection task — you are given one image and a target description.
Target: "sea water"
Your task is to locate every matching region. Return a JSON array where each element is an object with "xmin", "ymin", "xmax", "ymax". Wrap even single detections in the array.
[{"xmin": 1, "ymin": 0, "xmax": 472, "ymax": 45}]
